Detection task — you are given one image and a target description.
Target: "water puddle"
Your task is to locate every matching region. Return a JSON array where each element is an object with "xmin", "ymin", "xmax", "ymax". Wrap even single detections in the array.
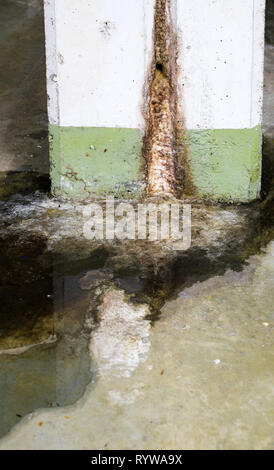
[
  {"xmin": 0, "ymin": 167, "xmax": 273, "ymax": 440},
  {"xmin": 0, "ymin": 233, "xmax": 100, "ymax": 438}
]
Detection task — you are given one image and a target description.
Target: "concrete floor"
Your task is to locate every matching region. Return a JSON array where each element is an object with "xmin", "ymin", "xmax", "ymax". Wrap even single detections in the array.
[{"xmin": 0, "ymin": 0, "xmax": 273, "ymax": 450}]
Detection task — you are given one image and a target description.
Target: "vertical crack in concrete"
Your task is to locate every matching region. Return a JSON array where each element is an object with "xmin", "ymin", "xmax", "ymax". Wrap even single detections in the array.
[{"xmin": 146, "ymin": 0, "xmax": 178, "ymax": 197}]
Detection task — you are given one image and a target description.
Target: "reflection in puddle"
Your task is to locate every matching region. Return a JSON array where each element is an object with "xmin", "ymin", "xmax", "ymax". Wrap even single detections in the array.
[
  {"xmin": 0, "ymin": 180, "xmax": 273, "ymax": 441},
  {"xmin": 0, "ymin": 233, "xmax": 99, "ymax": 438}
]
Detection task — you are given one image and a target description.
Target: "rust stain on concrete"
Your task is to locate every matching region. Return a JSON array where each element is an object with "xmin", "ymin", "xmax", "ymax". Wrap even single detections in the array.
[{"xmin": 144, "ymin": 0, "xmax": 179, "ymax": 197}]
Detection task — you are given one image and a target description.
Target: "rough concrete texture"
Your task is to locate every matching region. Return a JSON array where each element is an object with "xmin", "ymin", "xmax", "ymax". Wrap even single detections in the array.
[{"xmin": 0, "ymin": 0, "xmax": 273, "ymax": 450}]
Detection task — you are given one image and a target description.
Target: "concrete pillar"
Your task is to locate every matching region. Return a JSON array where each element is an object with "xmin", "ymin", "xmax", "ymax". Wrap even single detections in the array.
[
  {"xmin": 177, "ymin": 0, "xmax": 265, "ymax": 202},
  {"xmin": 44, "ymin": 0, "xmax": 265, "ymax": 202}
]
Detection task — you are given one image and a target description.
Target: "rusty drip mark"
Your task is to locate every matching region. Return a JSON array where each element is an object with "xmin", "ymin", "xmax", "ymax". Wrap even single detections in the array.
[{"xmin": 146, "ymin": 0, "xmax": 177, "ymax": 197}]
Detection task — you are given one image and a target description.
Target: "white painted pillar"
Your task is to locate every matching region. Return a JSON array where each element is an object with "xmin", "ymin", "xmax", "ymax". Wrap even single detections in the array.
[
  {"xmin": 44, "ymin": 0, "xmax": 154, "ymax": 199},
  {"xmin": 176, "ymin": 0, "xmax": 265, "ymax": 201},
  {"xmin": 44, "ymin": 0, "xmax": 265, "ymax": 202}
]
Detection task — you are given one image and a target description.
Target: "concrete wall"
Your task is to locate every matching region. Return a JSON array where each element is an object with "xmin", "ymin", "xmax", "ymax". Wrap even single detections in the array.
[
  {"xmin": 44, "ymin": 0, "xmax": 265, "ymax": 202},
  {"xmin": 177, "ymin": 0, "xmax": 265, "ymax": 201}
]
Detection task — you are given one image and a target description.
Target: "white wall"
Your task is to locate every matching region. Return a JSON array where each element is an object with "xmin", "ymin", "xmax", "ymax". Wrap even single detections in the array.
[
  {"xmin": 44, "ymin": 0, "xmax": 154, "ymax": 129},
  {"xmin": 44, "ymin": 0, "xmax": 265, "ymax": 130},
  {"xmin": 176, "ymin": 0, "xmax": 265, "ymax": 129}
]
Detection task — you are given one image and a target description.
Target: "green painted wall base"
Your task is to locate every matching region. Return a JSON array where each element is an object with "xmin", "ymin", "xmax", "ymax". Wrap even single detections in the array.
[
  {"xmin": 49, "ymin": 124, "xmax": 262, "ymax": 202},
  {"xmin": 183, "ymin": 125, "xmax": 262, "ymax": 203},
  {"xmin": 49, "ymin": 125, "xmax": 145, "ymax": 200}
]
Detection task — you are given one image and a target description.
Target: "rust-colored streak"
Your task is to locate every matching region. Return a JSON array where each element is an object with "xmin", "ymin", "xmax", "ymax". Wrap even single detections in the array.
[{"xmin": 146, "ymin": 0, "xmax": 177, "ymax": 197}]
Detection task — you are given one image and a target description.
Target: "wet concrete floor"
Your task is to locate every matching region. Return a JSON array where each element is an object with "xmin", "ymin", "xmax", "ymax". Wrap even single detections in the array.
[
  {"xmin": 0, "ymin": 186, "xmax": 273, "ymax": 449},
  {"xmin": 0, "ymin": 0, "xmax": 273, "ymax": 450}
]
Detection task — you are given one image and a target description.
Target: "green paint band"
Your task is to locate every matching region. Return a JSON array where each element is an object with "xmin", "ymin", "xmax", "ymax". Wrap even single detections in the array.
[
  {"xmin": 49, "ymin": 124, "xmax": 262, "ymax": 202},
  {"xmin": 49, "ymin": 125, "xmax": 145, "ymax": 199},
  {"xmin": 181, "ymin": 126, "xmax": 262, "ymax": 202}
]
